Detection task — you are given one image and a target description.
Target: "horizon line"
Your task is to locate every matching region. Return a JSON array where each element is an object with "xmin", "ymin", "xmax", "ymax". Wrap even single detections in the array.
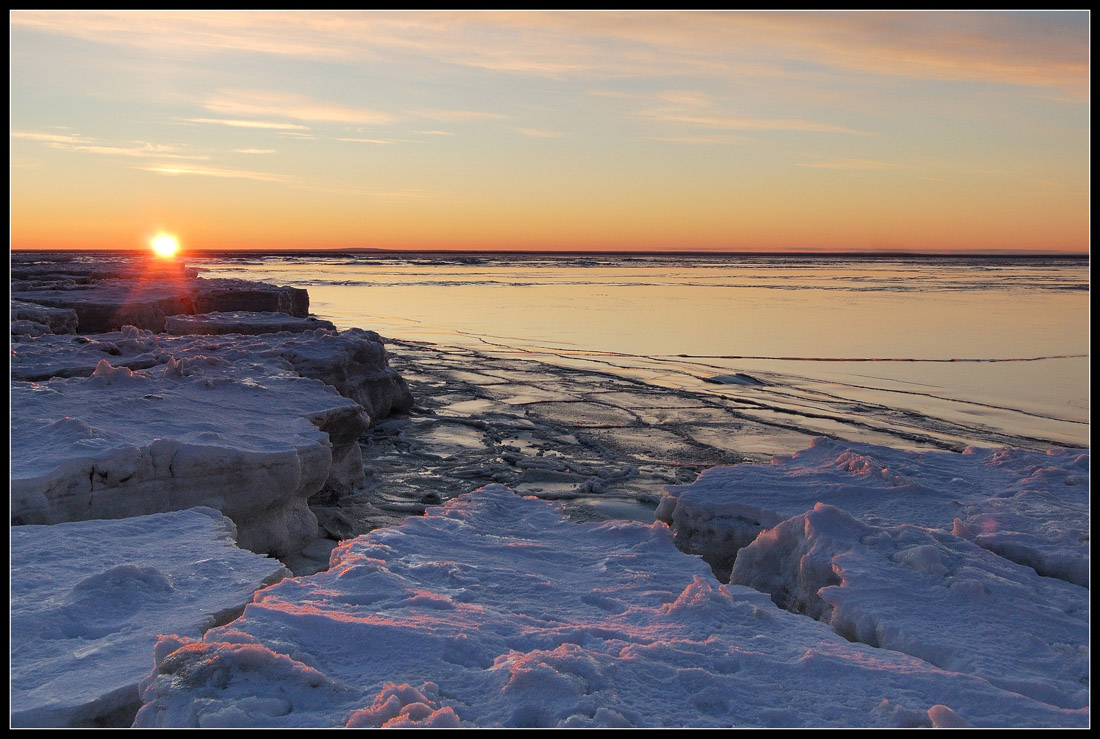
[{"xmin": 9, "ymin": 247, "xmax": 1090, "ymax": 259}]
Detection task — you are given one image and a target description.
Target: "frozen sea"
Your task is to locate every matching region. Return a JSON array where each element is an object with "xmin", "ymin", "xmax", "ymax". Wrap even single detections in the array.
[
  {"xmin": 10, "ymin": 250, "xmax": 1089, "ymax": 727},
  {"xmin": 194, "ymin": 252, "xmax": 1089, "ymax": 451}
]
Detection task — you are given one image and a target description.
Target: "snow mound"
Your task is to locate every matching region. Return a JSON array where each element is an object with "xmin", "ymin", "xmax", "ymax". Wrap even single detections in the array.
[
  {"xmin": 10, "ymin": 507, "xmax": 288, "ymax": 728},
  {"xmin": 135, "ymin": 487, "xmax": 1085, "ymax": 728},
  {"xmin": 730, "ymin": 503, "xmax": 1089, "ymax": 709},
  {"xmin": 657, "ymin": 438, "xmax": 1088, "ymax": 586}
]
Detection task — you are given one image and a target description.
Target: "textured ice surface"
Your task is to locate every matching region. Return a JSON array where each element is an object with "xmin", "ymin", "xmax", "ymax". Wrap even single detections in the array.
[
  {"xmin": 11, "ymin": 325, "xmax": 411, "ymax": 424},
  {"xmin": 11, "ymin": 358, "xmax": 368, "ymax": 555},
  {"xmin": 12, "ymin": 252, "xmax": 308, "ymax": 334},
  {"xmin": 730, "ymin": 503, "xmax": 1089, "ymax": 709},
  {"xmin": 134, "ymin": 488, "xmax": 1085, "ymax": 728},
  {"xmin": 10, "ymin": 507, "xmax": 288, "ymax": 728},
  {"xmin": 657, "ymin": 437, "xmax": 1089, "ymax": 585},
  {"xmin": 166, "ymin": 311, "xmax": 335, "ymax": 335},
  {"xmin": 11, "ymin": 299, "xmax": 78, "ymax": 334}
]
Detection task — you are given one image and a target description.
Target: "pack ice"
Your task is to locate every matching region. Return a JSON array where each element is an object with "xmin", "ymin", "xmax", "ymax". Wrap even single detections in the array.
[{"xmin": 134, "ymin": 487, "xmax": 1086, "ymax": 728}]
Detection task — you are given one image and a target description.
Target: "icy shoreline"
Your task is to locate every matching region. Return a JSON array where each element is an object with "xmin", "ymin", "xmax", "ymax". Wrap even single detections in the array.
[{"xmin": 9, "ymin": 253, "xmax": 1089, "ymax": 727}]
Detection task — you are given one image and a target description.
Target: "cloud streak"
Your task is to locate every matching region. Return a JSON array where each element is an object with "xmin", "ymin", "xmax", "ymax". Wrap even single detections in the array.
[
  {"xmin": 185, "ymin": 118, "xmax": 310, "ymax": 130},
  {"xmin": 140, "ymin": 163, "xmax": 292, "ymax": 183},
  {"xmin": 797, "ymin": 159, "xmax": 900, "ymax": 170},
  {"xmin": 13, "ymin": 130, "xmax": 208, "ymax": 159},
  {"xmin": 205, "ymin": 89, "xmax": 396, "ymax": 125},
  {"xmin": 646, "ymin": 113, "xmax": 872, "ymax": 136}
]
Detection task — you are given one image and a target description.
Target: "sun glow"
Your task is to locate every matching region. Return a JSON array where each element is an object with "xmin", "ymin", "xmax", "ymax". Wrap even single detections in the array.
[{"xmin": 151, "ymin": 233, "xmax": 180, "ymax": 258}]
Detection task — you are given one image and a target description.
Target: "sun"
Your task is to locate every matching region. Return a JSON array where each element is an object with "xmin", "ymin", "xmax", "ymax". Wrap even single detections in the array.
[{"xmin": 151, "ymin": 233, "xmax": 180, "ymax": 258}]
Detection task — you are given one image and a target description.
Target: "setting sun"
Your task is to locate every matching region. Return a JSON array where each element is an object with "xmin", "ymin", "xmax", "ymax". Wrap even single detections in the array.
[{"xmin": 151, "ymin": 233, "xmax": 180, "ymax": 258}]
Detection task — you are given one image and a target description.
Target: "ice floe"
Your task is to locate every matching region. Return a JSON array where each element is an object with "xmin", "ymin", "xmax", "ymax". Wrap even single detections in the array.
[
  {"xmin": 11, "ymin": 325, "xmax": 412, "ymax": 424},
  {"xmin": 11, "ymin": 358, "xmax": 367, "ymax": 555},
  {"xmin": 657, "ymin": 437, "xmax": 1089, "ymax": 586},
  {"xmin": 10, "ymin": 507, "xmax": 288, "ymax": 727},
  {"xmin": 11, "ymin": 299, "xmax": 78, "ymax": 335},
  {"xmin": 729, "ymin": 503, "xmax": 1089, "ymax": 709},
  {"xmin": 134, "ymin": 487, "xmax": 1086, "ymax": 728}
]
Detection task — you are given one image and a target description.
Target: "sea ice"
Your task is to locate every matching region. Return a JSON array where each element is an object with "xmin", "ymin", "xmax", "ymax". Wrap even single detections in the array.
[
  {"xmin": 10, "ymin": 358, "xmax": 369, "ymax": 555},
  {"xmin": 656, "ymin": 437, "xmax": 1089, "ymax": 586},
  {"xmin": 165, "ymin": 310, "xmax": 336, "ymax": 335},
  {"xmin": 134, "ymin": 487, "xmax": 1085, "ymax": 728},
  {"xmin": 729, "ymin": 503, "xmax": 1089, "ymax": 709},
  {"xmin": 13, "ymin": 277, "xmax": 308, "ymax": 333},
  {"xmin": 10, "ymin": 325, "xmax": 412, "ymax": 426},
  {"xmin": 10, "ymin": 507, "xmax": 288, "ymax": 728},
  {"xmin": 10, "ymin": 299, "xmax": 78, "ymax": 334}
]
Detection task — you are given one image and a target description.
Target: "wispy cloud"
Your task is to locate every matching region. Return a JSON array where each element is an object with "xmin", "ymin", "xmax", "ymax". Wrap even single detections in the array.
[
  {"xmin": 10, "ymin": 11, "xmax": 1088, "ymax": 98},
  {"xmin": 186, "ymin": 117, "xmax": 310, "ymax": 130},
  {"xmin": 13, "ymin": 130, "xmax": 208, "ymax": 159},
  {"xmin": 205, "ymin": 89, "xmax": 396, "ymax": 125},
  {"xmin": 797, "ymin": 158, "xmax": 900, "ymax": 170},
  {"xmin": 655, "ymin": 90, "xmax": 711, "ymax": 107},
  {"xmin": 334, "ymin": 137, "xmax": 402, "ymax": 144},
  {"xmin": 233, "ymin": 147, "xmax": 277, "ymax": 154},
  {"xmin": 514, "ymin": 127, "xmax": 565, "ymax": 138},
  {"xmin": 412, "ymin": 109, "xmax": 510, "ymax": 122},
  {"xmin": 646, "ymin": 112, "xmax": 872, "ymax": 136},
  {"xmin": 642, "ymin": 134, "xmax": 744, "ymax": 145},
  {"xmin": 140, "ymin": 163, "xmax": 292, "ymax": 183},
  {"xmin": 11, "ymin": 131, "xmax": 89, "ymax": 144}
]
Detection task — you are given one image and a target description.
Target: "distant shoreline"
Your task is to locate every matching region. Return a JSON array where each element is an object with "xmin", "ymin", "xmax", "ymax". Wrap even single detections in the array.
[{"xmin": 9, "ymin": 248, "xmax": 1089, "ymax": 261}]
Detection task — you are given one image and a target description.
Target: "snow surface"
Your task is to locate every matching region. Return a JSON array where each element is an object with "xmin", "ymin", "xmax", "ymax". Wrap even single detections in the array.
[
  {"xmin": 657, "ymin": 437, "xmax": 1089, "ymax": 586},
  {"xmin": 10, "ymin": 507, "xmax": 288, "ymax": 728},
  {"xmin": 730, "ymin": 503, "xmax": 1089, "ymax": 709},
  {"xmin": 134, "ymin": 487, "xmax": 1085, "ymax": 728},
  {"xmin": 11, "ymin": 357, "xmax": 368, "ymax": 555}
]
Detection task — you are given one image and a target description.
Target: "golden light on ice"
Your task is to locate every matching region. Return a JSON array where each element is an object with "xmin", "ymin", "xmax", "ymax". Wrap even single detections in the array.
[{"xmin": 151, "ymin": 233, "xmax": 180, "ymax": 258}]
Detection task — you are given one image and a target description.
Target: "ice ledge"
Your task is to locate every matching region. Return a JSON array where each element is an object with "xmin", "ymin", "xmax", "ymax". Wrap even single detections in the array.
[{"xmin": 11, "ymin": 359, "xmax": 369, "ymax": 556}]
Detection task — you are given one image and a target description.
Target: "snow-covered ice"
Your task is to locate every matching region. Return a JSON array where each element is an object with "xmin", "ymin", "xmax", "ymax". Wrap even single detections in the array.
[
  {"xmin": 730, "ymin": 503, "xmax": 1089, "ymax": 709},
  {"xmin": 10, "ymin": 507, "xmax": 288, "ymax": 728},
  {"xmin": 134, "ymin": 487, "xmax": 1086, "ymax": 728},
  {"xmin": 11, "ymin": 299, "xmax": 78, "ymax": 335},
  {"xmin": 165, "ymin": 311, "xmax": 336, "ymax": 335},
  {"xmin": 657, "ymin": 437, "xmax": 1089, "ymax": 586},
  {"xmin": 13, "ymin": 259, "xmax": 309, "ymax": 332},
  {"xmin": 11, "ymin": 357, "xmax": 368, "ymax": 555},
  {"xmin": 11, "ymin": 325, "xmax": 412, "ymax": 424}
]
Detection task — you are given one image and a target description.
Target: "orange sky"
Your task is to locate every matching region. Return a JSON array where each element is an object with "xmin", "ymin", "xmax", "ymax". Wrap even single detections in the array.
[{"xmin": 9, "ymin": 11, "xmax": 1090, "ymax": 253}]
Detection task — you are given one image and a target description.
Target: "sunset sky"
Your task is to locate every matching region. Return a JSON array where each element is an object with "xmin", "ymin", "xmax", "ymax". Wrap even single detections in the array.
[{"xmin": 9, "ymin": 11, "xmax": 1090, "ymax": 253}]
